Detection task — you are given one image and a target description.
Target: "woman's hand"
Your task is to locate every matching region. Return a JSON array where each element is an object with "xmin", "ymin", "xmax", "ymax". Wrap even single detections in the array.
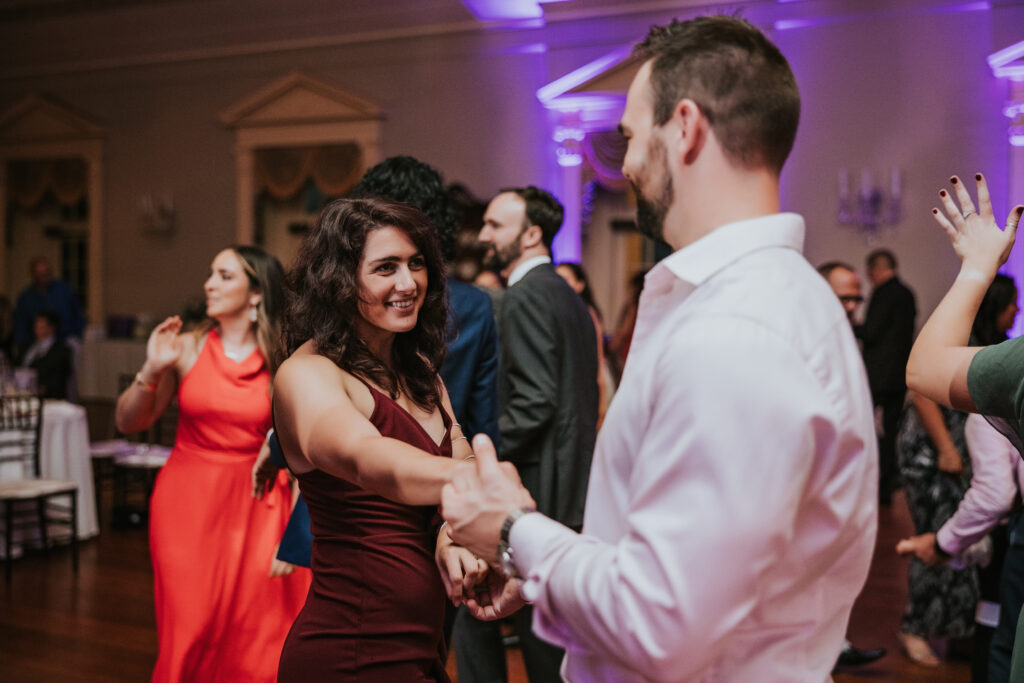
[
  {"xmin": 269, "ymin": 556, "xmax": 297, "ymax": 577},
  {"xmin": 932, "ymin": 174, "xmax": 1022, "ymax": 281},
  {"xmin": 144, "ymin": 316, "xmax": 185, "ymax": 377},
  {"xmin": 464, "ymin": 571, "xmax": 527, "ymax": 621},
  {"xmin": 936, "ymin": 444, "xmax": 963, "ymax": 475},
  {"xmin": 435, "ymin": 525, "xmax": 488, "ymax": 605},
  {"xmin": 251, "ymin": 438, "xmax": 279, "ymax": 500}
]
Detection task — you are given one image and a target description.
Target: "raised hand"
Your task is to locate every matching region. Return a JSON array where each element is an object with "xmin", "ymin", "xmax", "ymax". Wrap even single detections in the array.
[
  {"xmin": 145, "ymin": 316, "xmax": 185, "ymax": 374},
  {"xmin": 932, "ymin": 174, "xmax": 1023, "ymax": 281}
]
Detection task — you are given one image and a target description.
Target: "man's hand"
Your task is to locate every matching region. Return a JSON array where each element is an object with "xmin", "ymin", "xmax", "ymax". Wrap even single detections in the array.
[
  {"xmin": 464, "ymin": 570, "xmax": 527, "ymax": 621},
  {"xmin": 896, "ymin": 532, "xmax": 945, "ymax": 566},
  {"xmin": 441, "ymin": 434, "xmax": 535, "ymax": 563}
]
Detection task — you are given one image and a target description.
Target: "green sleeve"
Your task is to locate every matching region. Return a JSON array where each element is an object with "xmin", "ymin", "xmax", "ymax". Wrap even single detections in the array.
[{"xmin": 966, "ymin": 336, "xmax": 1024, "ymax": 420}]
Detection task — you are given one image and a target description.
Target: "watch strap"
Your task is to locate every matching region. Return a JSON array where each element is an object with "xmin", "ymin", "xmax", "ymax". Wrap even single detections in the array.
[{"xmin": 500, "ymin": 506, "xmax": 536, "ymax": 546}]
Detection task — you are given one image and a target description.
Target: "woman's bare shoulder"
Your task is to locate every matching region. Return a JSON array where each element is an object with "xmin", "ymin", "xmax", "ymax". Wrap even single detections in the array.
[
  {"xmin": 278, "ymin": 343, "xmax": 343, "ymax": 386},
  {"xmin": 275, "ymin": 344, "xmax": 374, "ymax": 421}
]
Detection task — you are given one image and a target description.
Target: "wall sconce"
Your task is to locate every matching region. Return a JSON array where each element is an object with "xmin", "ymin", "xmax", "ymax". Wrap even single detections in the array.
[
  {"xmin": 838, "ymin": 167, "xmax": 901, "ymax": 233},
  {"xmin": 140, "ymin": 192, "xmax": 175, "ymax": 234}
]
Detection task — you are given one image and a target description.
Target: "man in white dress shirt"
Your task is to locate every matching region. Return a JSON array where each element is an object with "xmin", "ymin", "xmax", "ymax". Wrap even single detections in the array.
[{"xmin": 442, "ymin": 15, "xmax": 878, "ymax": 682}]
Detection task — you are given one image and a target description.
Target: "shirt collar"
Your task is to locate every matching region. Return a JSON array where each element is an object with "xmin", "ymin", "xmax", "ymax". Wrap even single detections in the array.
[
  {"xmin": 507, "ymin": 255, "xmax": 552, "ymax": 287},
  {"xmin": 646, "ymin": 213, "xmax": 805, "ymax": 294}
]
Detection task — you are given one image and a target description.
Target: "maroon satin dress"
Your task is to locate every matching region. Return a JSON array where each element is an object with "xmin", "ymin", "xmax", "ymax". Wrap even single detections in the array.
[{"xmin": 277, "ymin": 381, "xmax": 452, "ymax": 682}]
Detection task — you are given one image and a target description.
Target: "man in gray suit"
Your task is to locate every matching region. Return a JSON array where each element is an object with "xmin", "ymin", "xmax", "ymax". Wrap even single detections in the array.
[{"xmin": 453, "ymin": 186, "xmax": 598, "ymax": 683}]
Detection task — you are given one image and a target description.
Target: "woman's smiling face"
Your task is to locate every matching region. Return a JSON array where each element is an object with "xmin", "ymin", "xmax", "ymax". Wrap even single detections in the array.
[{"xmin": 354, "ymin": 225, "xmax": 428, "ymax": 343}]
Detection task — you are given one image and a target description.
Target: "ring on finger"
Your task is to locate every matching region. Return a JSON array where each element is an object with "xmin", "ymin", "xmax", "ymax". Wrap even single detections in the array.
[{"xmin": 963, "ymin": 210, "xmax": 974, "ymax": 219}]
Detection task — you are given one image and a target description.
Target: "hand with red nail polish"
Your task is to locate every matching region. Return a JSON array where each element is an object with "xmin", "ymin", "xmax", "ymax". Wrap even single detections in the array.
[
  {"xmin": 931, "ymin": 172, "xmax": 1021, "ymax": 280},
  {"xmin": 909, "ymin": 172, "xmax": 1024, "ymax": 410}
]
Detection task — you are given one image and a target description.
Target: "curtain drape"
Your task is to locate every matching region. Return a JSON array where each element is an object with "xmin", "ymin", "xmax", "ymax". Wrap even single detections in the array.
[
  {"xmin": 254, "ymin": 143, "xmax": 363, "ymax": 200},
  {"xmin": 7, "ymin": 158, "xmax": 88, "ymax": 209}
]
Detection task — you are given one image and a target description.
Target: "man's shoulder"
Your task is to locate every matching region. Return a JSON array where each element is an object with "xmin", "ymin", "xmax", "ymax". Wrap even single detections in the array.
[
  {"xmin": 449, "ymin": 279, "xmax": 493, "ymax": 311},
  {"xmin": 510, "ymin": 264, "xmax": 583, "ymax": 309}
]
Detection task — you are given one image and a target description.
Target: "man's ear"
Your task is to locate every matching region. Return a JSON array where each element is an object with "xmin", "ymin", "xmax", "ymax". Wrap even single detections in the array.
[
  {"xmin": 672, "ymin": 98, "xmax": 707, "ymax": 166},
  {"xmin": 520, "ymin": 224, "xmax": 544, "ymax": 249}
]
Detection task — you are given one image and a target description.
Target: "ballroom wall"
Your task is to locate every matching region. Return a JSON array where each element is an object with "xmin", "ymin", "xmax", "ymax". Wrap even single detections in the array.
[{"xmin": 0, "ymin": 0, "xmax": 1022, "ymax": 328}]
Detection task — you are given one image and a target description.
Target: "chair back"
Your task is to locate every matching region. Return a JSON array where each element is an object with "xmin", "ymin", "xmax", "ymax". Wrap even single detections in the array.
[{"xmin": 0, "ymin": 394, "xmax": 44, "ymax": 478}]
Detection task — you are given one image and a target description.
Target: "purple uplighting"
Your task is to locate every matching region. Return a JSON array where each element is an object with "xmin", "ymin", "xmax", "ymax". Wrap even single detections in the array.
[{"xmin": 775, "ymin": 1, "xmax": 991, "ymax": 31}]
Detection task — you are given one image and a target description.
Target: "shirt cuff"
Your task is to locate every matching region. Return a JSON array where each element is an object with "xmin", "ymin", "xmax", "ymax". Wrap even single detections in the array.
[{"xmin": 509, "ymin": 512, "xmax": 577, "ymax": 603}]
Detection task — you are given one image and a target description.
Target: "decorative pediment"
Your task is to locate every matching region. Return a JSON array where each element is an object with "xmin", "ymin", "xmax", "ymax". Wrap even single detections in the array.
[
  {"xmin": 537, "ymin": 45, "xmax": 639, "ymax": 130},
  {"xmin": 988, "ymin": 40, "xmax": 1024, "ymax": 147},
  {"xmin": 988, "ymin": 39, "xmax": 1024, "ymax": 80},
  {"xmin": 220, "ymin": 71, "xmax": 384, "ymax": 128},
  {"xmin": 0, "ymin": 93, "xmax": 106, "ymax": 144}
]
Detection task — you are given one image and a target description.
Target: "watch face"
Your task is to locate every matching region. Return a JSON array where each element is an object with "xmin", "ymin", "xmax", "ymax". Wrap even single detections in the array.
[{"xmin": 500, "ymin": 547, "xmax": 519, "ymax": 579}]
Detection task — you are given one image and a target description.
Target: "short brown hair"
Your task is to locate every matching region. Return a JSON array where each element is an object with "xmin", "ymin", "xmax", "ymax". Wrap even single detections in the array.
[{"xmin": 634, "ymin": 15, "xmax": 800, "ymax": 175}]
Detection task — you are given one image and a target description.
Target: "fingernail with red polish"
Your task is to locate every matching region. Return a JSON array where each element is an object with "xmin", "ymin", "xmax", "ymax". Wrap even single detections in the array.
[
  {"xmin": 932, "ymin": 209, "xmax": 939, "ymax": 214},
  {"xmin": 976, "ymin": 173, "xmax": 983, "ymax": 181},
  {"xmin": 940, "ymin": 190, "xmax": 947, "ymax": 197},
  {"xmin": 951, "ymin": 177, "xmax": 958, "ymax": 184}
]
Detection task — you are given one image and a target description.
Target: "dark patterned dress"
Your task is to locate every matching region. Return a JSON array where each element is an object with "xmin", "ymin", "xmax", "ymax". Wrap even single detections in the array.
[{"xmin": 897, "ymin": 402, "xmax": 979, "ymax": 639}]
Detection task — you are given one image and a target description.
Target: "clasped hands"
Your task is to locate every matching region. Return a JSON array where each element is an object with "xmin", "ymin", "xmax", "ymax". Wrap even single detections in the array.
[{"xmin": 436, "ymin": 434, "xmax": 535, "ymax": 620}]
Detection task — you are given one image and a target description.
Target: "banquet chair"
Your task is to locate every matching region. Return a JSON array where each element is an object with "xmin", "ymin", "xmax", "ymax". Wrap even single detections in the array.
[
  {"xmin": 106, "ymin": 374, "xmax": 176, "ymax": 528},
  {"xmin": 0, "ymin": 394, "xmax": 79, "ymax": 582}
]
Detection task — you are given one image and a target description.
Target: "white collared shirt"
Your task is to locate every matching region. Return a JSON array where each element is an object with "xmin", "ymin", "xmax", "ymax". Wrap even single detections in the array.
[
  {"xmin": 511, "ymin": 213, "xmax": 878, "ymax": 682},
  {"xmin": 507, "ymin": 255, "xmax": 551, "ymax": 287}
]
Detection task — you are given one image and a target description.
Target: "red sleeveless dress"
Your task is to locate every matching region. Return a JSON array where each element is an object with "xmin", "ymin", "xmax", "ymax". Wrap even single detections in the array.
[
  {"xmin": 277, "ymin": 381, "xmax": 452, "ymax": 682},
  {"xmin": 149, "ymin": 329, "xmax": 310, "ymax": 682}
]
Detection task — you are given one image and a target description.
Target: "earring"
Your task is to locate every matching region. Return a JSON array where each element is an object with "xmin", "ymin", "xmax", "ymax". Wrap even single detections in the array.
[{"xmin": 250, "ymin": 305, "xmax": 258, "ymax": 323}]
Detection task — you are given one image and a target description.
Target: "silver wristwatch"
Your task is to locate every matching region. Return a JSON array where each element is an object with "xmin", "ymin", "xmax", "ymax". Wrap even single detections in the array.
[{"xmin": 497, "ymin": 506, "xmax": 535, "ymax": 579}]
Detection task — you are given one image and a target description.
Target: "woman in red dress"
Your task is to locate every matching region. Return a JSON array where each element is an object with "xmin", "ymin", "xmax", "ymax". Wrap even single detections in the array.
[
  {"xmin": 116, "ymin": 245, "xmax": 310, "ymax": 682},
  {"xmin": 274, "ymin": 198, "xmax": 496, "ymax": 681}
]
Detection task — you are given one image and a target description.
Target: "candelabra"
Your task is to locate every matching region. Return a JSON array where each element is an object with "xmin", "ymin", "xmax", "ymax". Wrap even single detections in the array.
[{"xmin": 838, "ymin": 168, "xmax": 901, "ymax": 233}]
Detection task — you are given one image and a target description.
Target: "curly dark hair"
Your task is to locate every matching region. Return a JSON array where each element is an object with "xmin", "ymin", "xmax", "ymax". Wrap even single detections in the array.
[
  {"xmin": 634, "ymin": 15, "xmax": 800, "ymax": 176},
  {"xmin": 285, "ymin": 197, "xmax": 448, "ymax": 410},
  {"xmin": 350, "ymin": 155, "xmax": 459, "ymax": 262}
]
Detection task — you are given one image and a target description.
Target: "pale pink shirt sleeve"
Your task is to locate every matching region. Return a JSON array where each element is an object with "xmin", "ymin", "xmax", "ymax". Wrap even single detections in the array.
[
  {"xmin": 936, "ymin": 413, "xmax": 1021, "ymax": 556},
  {"xmin": 509, "ymin": 319, "xmax": 837, "ymax": 681}
]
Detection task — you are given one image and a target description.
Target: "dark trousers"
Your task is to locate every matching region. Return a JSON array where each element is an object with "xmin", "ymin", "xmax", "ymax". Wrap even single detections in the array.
[
  {"xmin": 990, "ymin": 512, "xmax": 1024, "ymax": 683},
  {"xmin": 453, "ymin": 604, "xmax": 564, "ymax": 683},
  {"xmin": 454, "ymin": 605, "xmax": 508, "ymax": 683},
  {"xmin": 973, "ymin": 526, "xmax": 1008, "ymax": 683},
  {"xmin": 514, "ymin": 605, "xmax": 565, "ymax": 682},
  {"xmin": 876, "ymin": 391, "xmax": 905, "ymax": 502}
]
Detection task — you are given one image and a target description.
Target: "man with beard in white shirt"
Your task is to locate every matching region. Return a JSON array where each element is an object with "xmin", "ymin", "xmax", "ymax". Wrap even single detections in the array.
[{"xmin": 441, "ymin": 15, "xmax": 878, "ymax": 682}]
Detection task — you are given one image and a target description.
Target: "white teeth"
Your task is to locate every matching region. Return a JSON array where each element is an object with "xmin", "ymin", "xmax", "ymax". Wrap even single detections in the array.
[{"xmin": 389, "ymin": 300, "xmax": 413, "ymax": 309}]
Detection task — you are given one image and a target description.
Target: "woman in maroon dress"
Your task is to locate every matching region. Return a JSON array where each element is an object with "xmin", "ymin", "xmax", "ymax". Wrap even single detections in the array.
[{"xmin": 274, "ymin": 197, "xmax": 489, "ymax": 681}]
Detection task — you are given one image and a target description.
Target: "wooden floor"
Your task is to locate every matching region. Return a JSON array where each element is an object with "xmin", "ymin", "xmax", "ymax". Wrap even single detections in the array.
[{"xmin": 0, "ymin": 488, "xmax": 975, "ymax": 682}]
